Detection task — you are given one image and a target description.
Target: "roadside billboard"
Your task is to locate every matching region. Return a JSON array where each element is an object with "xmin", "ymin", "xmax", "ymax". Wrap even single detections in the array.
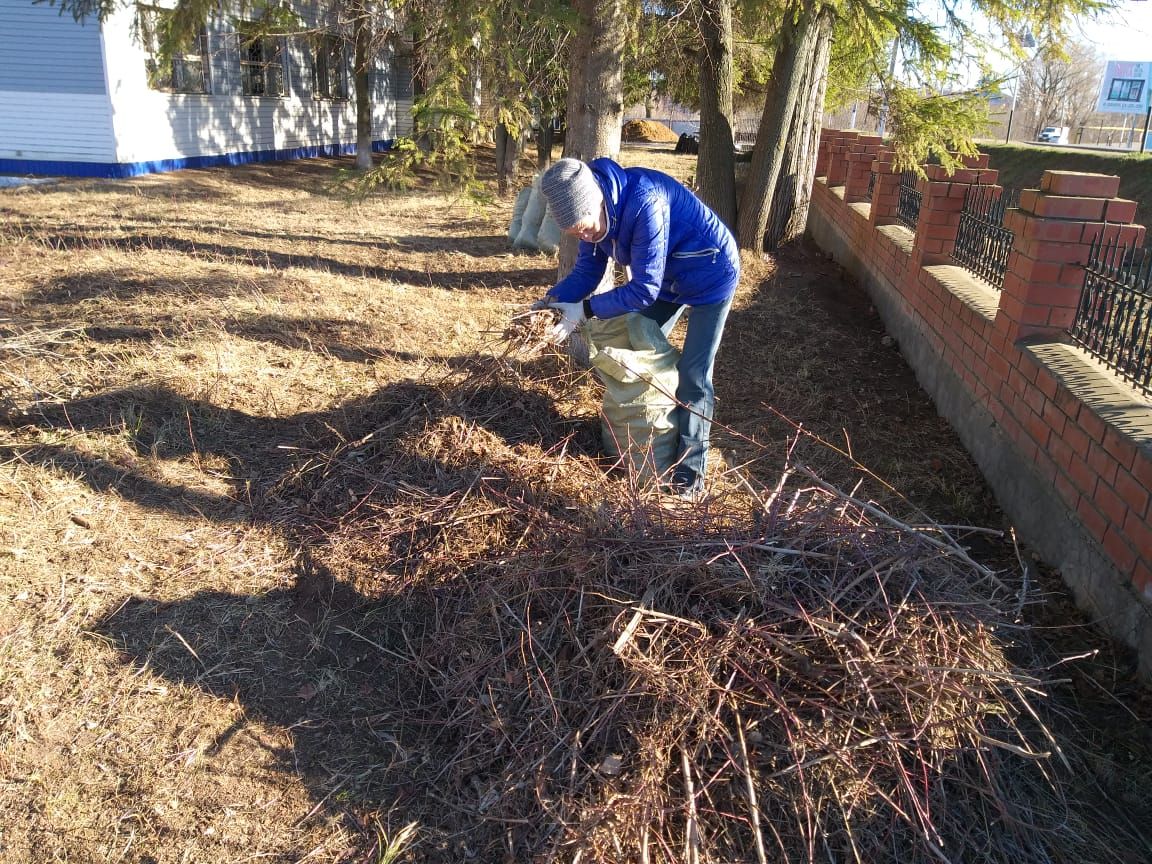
[{"xmin": 1097, "ymin": 60, "xmax": 1152, "ymax": 113}]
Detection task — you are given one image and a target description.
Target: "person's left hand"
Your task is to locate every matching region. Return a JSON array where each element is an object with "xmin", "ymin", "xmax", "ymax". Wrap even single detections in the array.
[{"xmin": 546, "ymin": 300, "xmax": 586, "ymax": 344}]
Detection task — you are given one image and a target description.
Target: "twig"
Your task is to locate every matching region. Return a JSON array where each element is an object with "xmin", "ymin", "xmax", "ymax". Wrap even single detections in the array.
[
  {"xmin": 795, "ymin": 465, "xmax": 1009, "ymax": 591},
  {"xmin": 681, "ymin": 745, "xmax": 701, "ymax": 864},
  {"xmin": 333, "ymin": 625, "xmax": 416, "ymax": 664},
  {"xmin": 735, "ymin": 710, "xmax": 768, "ymax": 864},
  {"xmin": 612, "ymin": 586, "xmax": 657, "ymax": 656},
  {"xmin": 164, "ymin": 625, "xmax": 204, "ymax": 670},
  {"xmin": 1008, "ymin": 527, "xmax": 1031, "ymax": 621}
]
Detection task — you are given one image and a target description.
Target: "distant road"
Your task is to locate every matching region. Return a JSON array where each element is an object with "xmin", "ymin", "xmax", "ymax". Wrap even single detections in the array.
[{"xmin": 1030, "ymin": 141, "xmax": 1149, "ymax": 155}]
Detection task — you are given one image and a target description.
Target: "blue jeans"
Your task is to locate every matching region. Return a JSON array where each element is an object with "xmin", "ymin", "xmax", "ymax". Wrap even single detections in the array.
[{"xmin": 639, "ymin": 295, "xmax": 733, "ymax": 491}]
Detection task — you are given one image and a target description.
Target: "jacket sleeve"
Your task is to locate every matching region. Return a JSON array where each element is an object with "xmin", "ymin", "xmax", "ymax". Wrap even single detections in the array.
[
  {"xmin": 588, "ymin": 190, "xmax": 668, "ymax": 319},
  {"xmin": 549, "ymin": 240, "xmax": 610, "ymax": 302}
]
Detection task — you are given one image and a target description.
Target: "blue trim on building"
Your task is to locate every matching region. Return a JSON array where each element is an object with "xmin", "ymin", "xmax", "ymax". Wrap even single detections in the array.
[{"xmin": 0, "ymin": 139, "xmax": 396, "ymax": 179}]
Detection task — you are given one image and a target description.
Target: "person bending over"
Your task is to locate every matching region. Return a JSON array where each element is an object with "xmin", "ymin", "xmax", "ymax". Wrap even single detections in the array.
[{"xmin": 536, "ymin": 156, "xmax": 740, "ymax": 499}]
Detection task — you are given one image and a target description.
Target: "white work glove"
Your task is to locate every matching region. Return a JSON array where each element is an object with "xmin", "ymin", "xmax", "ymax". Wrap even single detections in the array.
[{"xmin": 546, "ymin": 300, "xmax": 587, "ymax": 345}]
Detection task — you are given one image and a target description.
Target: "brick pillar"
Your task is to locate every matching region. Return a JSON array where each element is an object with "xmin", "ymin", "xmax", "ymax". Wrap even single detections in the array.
[
  {"xmin": 868, "ymin": 149, "xmax": 901, "ymax": 225},
  {"xmin": 825, "ymin": 130, "xmax": 859, "ymax": 188},
  {"xmin": 815, "ymin": 128, "xmax": 838, "ymax": 178},
  {"xmin": 843, "ymin": 135, "xmax": 884, "ymax": 204},
  {"xmin": 957, "ymin": 152, "xmax": 991, "ymax": 170},
  {"xmin": 910, "ymin": 161, "xmax": 1000, "ymax": 267},
  {"xmin": 996, "ymin": 171, "xmax": 1145, "ymax": 342}
]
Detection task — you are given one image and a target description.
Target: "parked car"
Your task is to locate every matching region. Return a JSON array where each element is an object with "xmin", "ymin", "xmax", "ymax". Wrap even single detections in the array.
[{"xmin": 1036, "ymin": 126, "xmax": 1070, "ymax": 144}]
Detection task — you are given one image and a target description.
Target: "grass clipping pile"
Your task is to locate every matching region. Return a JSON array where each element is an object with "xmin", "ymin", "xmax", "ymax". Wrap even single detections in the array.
[{"xmin": 281, "ymin": 316, "xmax": 1064, "ymax": 864}]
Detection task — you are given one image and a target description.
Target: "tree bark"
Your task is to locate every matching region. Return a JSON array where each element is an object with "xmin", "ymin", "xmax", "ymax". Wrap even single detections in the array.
[
  {"xmin": 766, "ymin": 4, "xmax": 833, "ymax": 248},
  {"xmin": 696, "ymin": 0, "xmax": 736, "ymax": 230},
  {"xmin": 562, "ymin": 0, "xmax": 624, "ymax": 162},
  {"xmin": 736, "ymin": 0, "xmax": 827, "ymax": 253},
  {"xmin": 352, "ymin": 1, "xmax": 373, "ymax": 170},
  {"xmin": 536, "ymin": 121, "xmax": 555, "ymax": 171},
  {"xmin": 495, "ymin": 122, "xmax": 514, "ymax": 195},
  {"xmin": 558, "ymin": 0, "xmax": 625, "ymax": 276}
]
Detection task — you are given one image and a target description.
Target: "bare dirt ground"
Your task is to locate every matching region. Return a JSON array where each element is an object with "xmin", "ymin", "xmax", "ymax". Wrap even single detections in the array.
[{"xmin": 1, "ymin": 146, "xmax": 1150, "ymax": 863}]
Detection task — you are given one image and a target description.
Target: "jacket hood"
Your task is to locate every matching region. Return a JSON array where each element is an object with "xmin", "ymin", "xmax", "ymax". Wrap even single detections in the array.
[{"xmin": 588, "ymin": 158, "xmax": 629, "ymax": 239}]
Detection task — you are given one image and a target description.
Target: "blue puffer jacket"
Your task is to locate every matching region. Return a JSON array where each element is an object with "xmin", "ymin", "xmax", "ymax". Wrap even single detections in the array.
[{"xmin": 550, "ymin": 158, "xmax": 740, "ymax": 319}]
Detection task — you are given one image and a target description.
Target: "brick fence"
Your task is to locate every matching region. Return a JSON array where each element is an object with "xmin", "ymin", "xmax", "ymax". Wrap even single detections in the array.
[{"xmin": 805, "ymin": 128, "xmax": 1152, "ymax": 677}]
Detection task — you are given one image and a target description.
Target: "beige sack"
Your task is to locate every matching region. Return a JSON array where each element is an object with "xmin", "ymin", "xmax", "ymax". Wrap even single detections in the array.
[
  {"xmin": 513, "ymin": 180, "xmax": 547, "ymax": 250},
  {"xmin": 536, "ymin": 211, "xmax": 562, "ymax": 255},
  {"xmin": 507, "ymin": 187, "xmax": 532, "ymax": 243},
  {"xmin": 587, "ymin": 314, "xmax": 680, "ymax": 484}
]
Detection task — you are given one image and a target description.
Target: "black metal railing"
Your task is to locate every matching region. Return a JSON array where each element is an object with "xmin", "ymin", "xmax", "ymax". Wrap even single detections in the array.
[
  {"xmin": 896, "ymin": 171, "xmax": 921, "ymax": 231},
  {"xmin": 951, "ymin": 186, "xmax": 1021, "ymax": 289},
  {"xmin": 1069, "ymin": 236, "xmax": 1152, "ymax": 395},
  {"xmin": 241, "ymin": 60, "xmax": 284, "ymax": 96},
  {"xmin": 865, "ymin": 170, "xmax": 876, "ymax": 203}
]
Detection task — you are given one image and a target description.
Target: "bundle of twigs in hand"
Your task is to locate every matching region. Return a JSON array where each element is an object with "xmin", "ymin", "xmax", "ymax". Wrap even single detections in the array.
[{"xmin": 271, "ymin": 336, "xmax": 1092, "ymax": 864}]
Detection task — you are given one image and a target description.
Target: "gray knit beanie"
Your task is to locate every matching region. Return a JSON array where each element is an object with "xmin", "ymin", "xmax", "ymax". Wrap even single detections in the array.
[{"xmin": 540, "ymin": 158, "xmax": 603, "ymax": 230}]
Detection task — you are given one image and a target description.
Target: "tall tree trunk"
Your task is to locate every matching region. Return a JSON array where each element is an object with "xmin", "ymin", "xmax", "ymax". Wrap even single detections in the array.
[
  {"xmin": 562, "ymin": 0, "xmax": 624, "ymax": 162},
  {"xmin": 495, "ymin": 121, "xmax": 518, "ymax": 195},
  {"xmin": 766, "ymin": 4, "xmax": 833, "ymax": 248},
  {"xmin": 495, "ymin": 122, "xmax": 509, "ymax": 194},
  {"xmin": 536, "ymin": 121, "xmax": 555, "ymax": 171},
  {"xmin": 558, "ymin": 0, "xmax": 625, "ymax": 276},
  {"xmin": 352, "ymin": 1, "xmax": 373, "ymax": 170},
  {"xmin": 696, "ymin": 0, "xmax": 736, "ymax": 230},
  {"xmin": 736, "ymin": 0, "xmax": 826, "ymax": 253}
]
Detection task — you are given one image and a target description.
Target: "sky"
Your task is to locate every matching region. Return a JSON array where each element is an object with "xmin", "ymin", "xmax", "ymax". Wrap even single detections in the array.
[
  {"xmin": 1076, "ymin": 3, "xmax": 1152, "ymax": 62},
  {"xmin": 916, "ymin": 1, "xmax": 1152, "ymax": 88}
]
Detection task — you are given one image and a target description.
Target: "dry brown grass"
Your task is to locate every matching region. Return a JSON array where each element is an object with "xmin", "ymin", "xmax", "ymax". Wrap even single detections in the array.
[{"xmin": 1, "ymin": 146, "xmax": 1150, "ymax": 864}]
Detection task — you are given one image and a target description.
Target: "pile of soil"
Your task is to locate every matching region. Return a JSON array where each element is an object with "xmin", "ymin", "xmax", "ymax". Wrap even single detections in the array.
[{"xmin": 622, "ymin": 119, "xmax": 681, "ymax": 143}]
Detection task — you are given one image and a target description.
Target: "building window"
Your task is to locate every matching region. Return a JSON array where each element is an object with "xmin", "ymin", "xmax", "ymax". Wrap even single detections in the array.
[
  {"xmin": 138, "ymin": 5, "xmax": 209, "ymax": 94},
  {"xmin": 312, "ymin": 34, "xmax": 349, "ymax": 100},
  {"xmin": 1107, "ymin": 78, "xmax": 1145, "ymax": 104},
  {"xmin": 239, "ymin": 26, "xmax": 285, "ymax": 97}
]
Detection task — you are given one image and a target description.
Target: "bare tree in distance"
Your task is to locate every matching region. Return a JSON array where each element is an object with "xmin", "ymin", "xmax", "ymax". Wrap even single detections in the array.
[
  {"xmin": 1018, "ymin": 40, "xmax": 1104, "ymax": 141},
  {"xmin": 725, "ymin": 0, "xmax": 1115, "ymax": 255}
]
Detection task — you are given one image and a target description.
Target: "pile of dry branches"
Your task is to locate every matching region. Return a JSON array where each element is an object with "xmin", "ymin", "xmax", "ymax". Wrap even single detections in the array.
[{"xmin": 270, "ymin": 326, "xmax": 1079, "ymax": 864}]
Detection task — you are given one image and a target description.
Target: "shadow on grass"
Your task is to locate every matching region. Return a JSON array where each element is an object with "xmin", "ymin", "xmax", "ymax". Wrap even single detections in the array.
[
  {"xmin": 88, "ymin": 487, "xmax": 554, "ymax": 859},
  {"xmin": 8, "ymin": 232, "xmax": 1152, "ymax": 862},
  {"xmin": 1, "ymin": 336, "xmax": 603, "ymax": 851},
  {"xmin": 59, "ymin": 358, "xmax": 601, "ymax": 858},
  {"xmin": 50, "ymin": 214, "xmax": 515, "ymax": 256},
  {"xmin": 17, "ymin": 231, "xmax": 539, "ymax": 295},
  {"xmin": 3, "ymin": 367, "xmax": 590, "ymax": 519},
  {"xmin": 9, "ymin": 263, "xmax": 555, "ymax": 367},
  {"xmin": 9, "ymin": 208, "xmax": 532, "ymax": 271},
  {"xmin": 77, "ymin": 312, "xmax": 388, "ymax": 365}
]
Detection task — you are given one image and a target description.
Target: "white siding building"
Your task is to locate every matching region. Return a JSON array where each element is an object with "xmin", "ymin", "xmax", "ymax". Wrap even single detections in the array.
[{"xmin": 0, "ymin": 0, "xmax": 413, "ymax": 177}]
